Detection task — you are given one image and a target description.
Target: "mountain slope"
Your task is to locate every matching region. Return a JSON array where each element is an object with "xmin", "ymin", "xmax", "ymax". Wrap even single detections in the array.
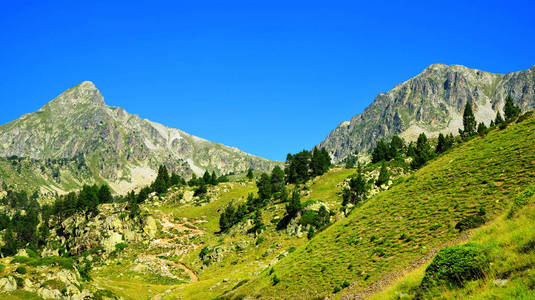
[
  {"xmin": 373, "ymin": 187, "xmax": 535, "ymax": 300},
  {"xmin": 234, "ymin": 113, "xmax": 535, "ymax": 298},
  {"xmin": 320, "ymin": 64, "xmax": 535, "ymax": 163},
  {"xmin": 0, "ymin": 81, "xmax": 279, "ymax": 194}
]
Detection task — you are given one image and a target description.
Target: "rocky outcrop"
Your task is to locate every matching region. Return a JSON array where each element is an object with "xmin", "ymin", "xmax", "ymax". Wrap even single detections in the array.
[
  {"xmin": 48, "ymin": 203, "xmax": 146, "ymax": 256},
  {"xmin": 319, "ymin": 64, "xmax": 535, "ymax": 163},
  {"xmin": 0, "ymin": 81, "xmax": 280, "ymax": 194}
]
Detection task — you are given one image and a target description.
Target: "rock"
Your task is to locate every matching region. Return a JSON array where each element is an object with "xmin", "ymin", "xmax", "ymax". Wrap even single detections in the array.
[
  {"xmin": 144, "ymin": 216, "xmax": 158, "ymax": 239},
  {"xmin": 494, "ymin": 278, "xmax": 508, "ymax": 287},
  {"xmin": 38, "ymin": 287, "xmax": 63, "ymax": 299},
  {"xmin": 319, "ymin": 64, "xmax": 535, "ymax": 163},
  {"xmin": 0, "ymin": 276, "xmax": 17, "ymax": 292},
  {"xmin": 102, "ymin": 231, "xmax": 124, "ymax": 252},
  {"xmin": 16, "ymin": 248, "xmax": 29, "ymax": 257}
]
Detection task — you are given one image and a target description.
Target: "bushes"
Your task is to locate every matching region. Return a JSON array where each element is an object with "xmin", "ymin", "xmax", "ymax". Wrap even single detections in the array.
[
  {"xmin": 420, "ymin": 243, "xmax": 488, "ymax": 288},
  {"xmin": 114, "ymin": 243, "xmax": 128, "ymax": 252},
  {"xmin": 507, "ymin": 185, "xmax": 535, "ymax": 219},
  {"xmin": 13, "ymin": 256, "xmax": 75, "ymax": 270},
  {"xmin": 455, "ymin": 208, "xmax": 486, "ymax": 232},
  {"xmin": 272, "ymin": 274, "xmax": 280, "ymax": 285},
  {"xmin": 15, "ymin": 266, "xmax": 27, "ymax": 274}
]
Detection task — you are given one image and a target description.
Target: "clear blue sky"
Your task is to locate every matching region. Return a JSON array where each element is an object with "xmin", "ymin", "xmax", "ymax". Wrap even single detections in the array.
[{"xmin": 1, "ymin": 1, "xmax": 534, "ymax": 161}]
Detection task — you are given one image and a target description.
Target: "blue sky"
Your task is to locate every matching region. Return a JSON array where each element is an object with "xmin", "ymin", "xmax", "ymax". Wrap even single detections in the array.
[{"xmin": 1, "ymin": 1, "xmax": 534, "ymax": 161}]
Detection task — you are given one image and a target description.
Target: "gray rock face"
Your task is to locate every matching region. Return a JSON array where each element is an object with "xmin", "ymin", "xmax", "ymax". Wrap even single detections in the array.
[
  {"xmin": 0, "ymin": 81, "xmax": 280, "ymax": 194},
  {"xmin": 319, "ymin": 64, "xmax": 535, "ymax": 163}
]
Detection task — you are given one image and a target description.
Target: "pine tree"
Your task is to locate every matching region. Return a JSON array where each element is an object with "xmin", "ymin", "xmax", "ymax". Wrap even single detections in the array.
[
  {"xmin": 158, "ymin": 165, "xmax": 169, "ymax": 186},
  {"xmin": 388, "ymin": 135, "xmax": 405, "ymax": 159},
  {"xmin": 411, "ymin": 133, "xmax": 433, "ymax": 169},
  {"xmin": 495, "ymin": 111, "xmax": 504, "ymax": 125},
  {"xmin": 203, "ymin": 171, "xmax": 212, "ymax": 185},
  {"xmin": 188, "ymin": 173, "xmax": 198, "ymax": 186},
  {"xmin": 376, "ymin": 163, "xmax": 390, "ymax": 187},
  {"xmin": 152, "ymin": 176, "xmax": 167, "ymax": 194},
  {"xmin": 246, "ymin": 168, "xmax": 254, "ymax": 180},
  {"xmin": 211, "ymin": 171, "xmax": 218, "ymax": 185},
  {"xmin": 98, "ymin": 185, "xmax": 113, "ymax": 203},
  {"xmin": 286, "ymin": 190, "xmax": 302, "ymax": 219},
  {"xmin": 477, "ymin": 122, "xmax": 488, "ymax": 136},
  {"xmin": 169, "ymin": 173, "xmax": 182, "ymax": 186},
  {"xmin": 251, "ymin": 210, "xmax": 265, "ymax": 234},
  {"xmin": 462, "ymin": 101, "xmax": 476, "ymax": 136},
  {"xmin": 1, "ymin": 227, "xmax": 18, "ymax": 256},
  {"xmin": 371, "ymin": 140, "xmax": 389, "ymax": 163},
  {"xmin": 270, "ymin": 166, "xmax": 285, "ymax": 199},
  {"xmin": 219, "ymin": 203, "xmax": 235, "ymax": 233},
  {"xmin": 342, "ymin": 168, "xmax": 368, "ymax": 206},
  {"xmin": 257, "ymin": 173, "xmax": 272, "ymax": 201},
  {"xmin": 435, "ymin": 133, "xmax": 446, "ymax": 154},
  {"xmin": 503, "ymin": 95, "xmax": 521, "ymax": 122}
]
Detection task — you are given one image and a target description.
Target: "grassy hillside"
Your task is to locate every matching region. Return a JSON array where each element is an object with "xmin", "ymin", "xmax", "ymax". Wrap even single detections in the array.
[
  {"xmin": 87, "ymin": 168, "xmax": 355, "ymax": 300},
  {"xmin": 232, "ymin": 115, "xmax": 535, "ymax": 298},
  {"xmin": 373, "ymin": 186, "xmax": 535, "ymax": 299}
]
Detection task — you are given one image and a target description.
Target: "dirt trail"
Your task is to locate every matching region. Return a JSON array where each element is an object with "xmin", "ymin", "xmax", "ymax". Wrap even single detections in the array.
[
  {"xmin": 338, "ymin": 231, "xmax": 473, "ymax": 300},
  {"xmin": 141, "ymin": 209, "xmax": 204, "ymax": 299}
]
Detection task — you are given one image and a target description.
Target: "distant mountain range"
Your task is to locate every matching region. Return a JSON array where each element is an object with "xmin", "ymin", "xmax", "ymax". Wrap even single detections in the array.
[
  {"xmin": 319, "ymin": 64, "xmax": 535, "ymax": 163},
  {"xmin": 0, "ymin": 81, "xmax": 278, "ymax": 194}
]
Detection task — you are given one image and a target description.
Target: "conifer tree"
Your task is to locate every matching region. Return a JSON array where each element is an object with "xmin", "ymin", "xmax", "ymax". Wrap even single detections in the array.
[
  {"xmin": 495, "ymin": 111, "xmax": 504, "ymax": 125},
  {"xmin": 388, "ymin": 135, "xmax": 405, "ymax": 159},
  {"xmin": 411, "ymin": 133, "xmax": 434, "ymax": 169},
  {"xmin": 462, "ymin": 101, "xmax": 476, "ymax": 136},
  {"xmin": 158, "ymin": 165, "xmax": 169, "ymax": 186},
  {"xmin": 477, "ymin": 122, "xmax": 488, "ymax": 136},
  {"xmin": 246, "ymin": 168, "xmax": 254, "ymax": 180},
  {"xmin": 371, "ymin": 140, "xmax": 389, "ymax": 163},
  {"xmin": 211, "ymin": 171, "xmax": 218, "ymax": 185},
  {"xmin": 98, "ymin": 185, "xmax": 113, "ymax": 203},
  {"xmin": 257, "ymin": 173, "xmax": 272, "ymax": 201},
  {"xmin": 435, "ymin": 133, "xmax": 447, "ymax": 154},
  {"xmin": 376, "ymin": 163, "xmax": 390, "ymax": 187},
  {"xmin": 270, "ymin": 166, "xmax": 286, "ymax": 199},
  {"xmin": 286, "ymin": 190, "xmax": 302, "ymax": 219},
  {"xmin": 203, "ymin": 171, "xmax": 212, "ymax": 185},
  {"xmin": 503, "ymin": 95, "xmax": 521, "ymax": 122}
]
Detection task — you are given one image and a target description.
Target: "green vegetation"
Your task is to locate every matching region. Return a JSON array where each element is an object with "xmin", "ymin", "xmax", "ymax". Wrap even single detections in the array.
[
  {"xmin": 374, "ymin": 186, "xmax": 535, "ymax": 299},
  {"xmin": 231, "ymin": 113, "xmax": 535, "ymax": 299},
  {"xmin": 461, "ymin": 101, "xmax": 476, "ymax": 137}
]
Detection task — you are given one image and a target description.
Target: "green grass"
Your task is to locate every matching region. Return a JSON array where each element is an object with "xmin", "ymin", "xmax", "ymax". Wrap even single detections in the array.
[
  {"xmin": 232, "ymin": 114, "xmax": 535, "ymax": 299},
  {"xmin": 374, "ymin": 188, "xmax": 535, "ymax": 299}
]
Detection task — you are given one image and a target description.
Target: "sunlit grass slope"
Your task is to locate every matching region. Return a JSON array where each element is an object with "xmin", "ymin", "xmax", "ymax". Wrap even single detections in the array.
[
  {"xmin": 234, "ymin": 115, "xmax": 535, "ymax": 299},
  {"xmin": 373, "ymin": 187, "xmax": 535, "ymax": 299}
]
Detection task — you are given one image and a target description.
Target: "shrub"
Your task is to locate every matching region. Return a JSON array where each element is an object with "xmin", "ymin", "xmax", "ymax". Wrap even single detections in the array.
[
  {"xmin": 341, "ymin": 281, "xmax": 350, "ymax": 288},
  {"xmin": 507, "ymin": 185, "xmax": 535, "ymax": 219},
  {"xmin": 272, "ymin": 274, "xmax": 280, "ymax": 285},
  {"xmin": 15, "ymin": 266, "xmax": 27, "ymax": 274},
  {"xmin": 455, "ymin": 209, "xmax": 486, "ymax": 232},
  {"xmin": 114, "ymin": 243, "xmax": 128, "ymax": 252},
  {"xmin": 420, "ymin": 243, "xmax": 488, "ymax": 288},
  {"xmin": 25, "ymin": 248, "xmax": 39, "ymax": 258},
  {"xmin": 333, "ymin": 286, "xmax": 341, "ymax": 293},
  {"xmin": 255, "ymin": 237, "xmax": 265, "ymax": 245}
]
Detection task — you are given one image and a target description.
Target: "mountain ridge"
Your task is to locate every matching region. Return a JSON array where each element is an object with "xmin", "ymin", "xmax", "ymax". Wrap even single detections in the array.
[
  {"xmin": 0, "ymin": 81, "xmax": 280, "ymax": 194},
  {"xmin": 319, "ymin": 64, "xmax": 535, "ymax": 163}
]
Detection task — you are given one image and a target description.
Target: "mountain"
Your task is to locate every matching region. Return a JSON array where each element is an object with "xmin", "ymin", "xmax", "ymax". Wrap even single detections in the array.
[
  {"xmin": 0, "ymin": 81, "xmax": 279, "ymax": 194},
  {"xmin": 319, "ymin": 64, "xmax": 535, "ymax": 163}
]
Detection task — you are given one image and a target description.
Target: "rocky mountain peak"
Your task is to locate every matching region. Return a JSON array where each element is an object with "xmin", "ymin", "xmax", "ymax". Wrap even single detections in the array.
[
  {"xmin": 319, "ymin": 64, "xmax": 535, "ymax": 163},
  {"xmin": 43, "ymin": 81, "xmax": 105, "ymax": 110}
]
